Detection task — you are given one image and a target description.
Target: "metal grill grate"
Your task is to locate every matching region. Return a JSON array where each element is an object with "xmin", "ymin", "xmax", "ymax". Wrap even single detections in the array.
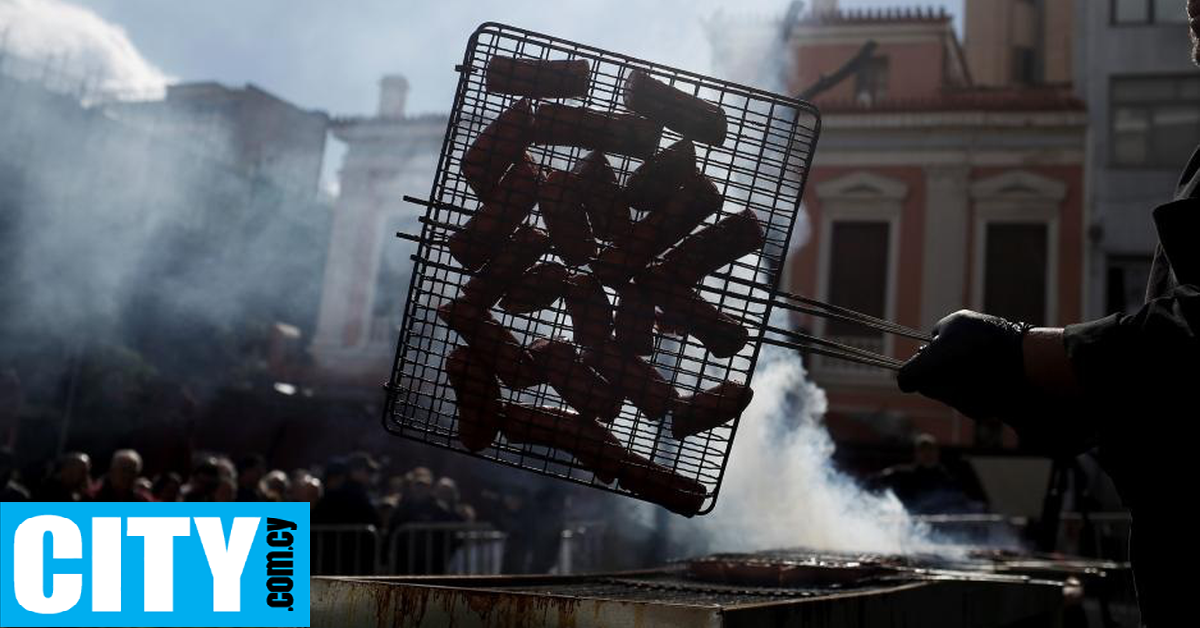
[{"xmin": 383, "ymin": 22, "xmax": 820, "ymax": 515}]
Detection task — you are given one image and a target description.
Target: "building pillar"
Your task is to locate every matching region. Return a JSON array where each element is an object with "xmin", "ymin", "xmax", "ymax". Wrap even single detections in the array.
[{"xmin": 919, "ymin": 165, "xmax": 971, "ymax": 329}]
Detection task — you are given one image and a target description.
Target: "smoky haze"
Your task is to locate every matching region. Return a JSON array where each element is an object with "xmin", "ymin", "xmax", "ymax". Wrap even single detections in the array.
[{"xmin": 0, "ymin": 0, "xmax": 984, "ymax": 556}]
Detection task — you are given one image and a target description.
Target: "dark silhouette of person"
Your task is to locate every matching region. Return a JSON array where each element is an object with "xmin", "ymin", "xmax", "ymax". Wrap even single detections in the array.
[
  {"xmin": 871, "ymin": 434, "xmax": 977, "ymax": 514},
  {"xmin": 91, "ymin": 449, "xmax": 148, "ymax": 502},
  {"xmin": 899, "ymin": 9, "xmax": 1199, "ymax": 621},
  {"xmin": 235, "ymin": 454, "xmax": 267, "ymax": 502},
  {"xmin": 0, "ymin": 446, "xmax": 29, "ymax": 502},
  {"xmin": 390, "ymin": 467, "xmax": 461, "ymax": 574},
  {"xmin": 33, "ymin": 452, "xmax": 92, "ymax": 501}
]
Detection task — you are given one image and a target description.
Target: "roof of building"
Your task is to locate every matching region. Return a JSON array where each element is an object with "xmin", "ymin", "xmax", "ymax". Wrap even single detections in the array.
[
  {"xmin": 818, "ymin": 86, "xmax": 1086, "ymax": 114},
  {"xmin": 798, "ymin": 6, "xmax": 952, "ymax": 26}
]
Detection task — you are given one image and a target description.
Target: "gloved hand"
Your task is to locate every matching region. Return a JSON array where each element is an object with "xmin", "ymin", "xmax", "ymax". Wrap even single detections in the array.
[{"xmin": 897, "ymin": 310, "xmax": 1033, "ymax": 421}]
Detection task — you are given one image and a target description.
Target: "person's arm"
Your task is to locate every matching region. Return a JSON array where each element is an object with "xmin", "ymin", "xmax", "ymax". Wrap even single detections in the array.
[
  {"xmin": 899, "ymin": 284, "xmax": 1199, "ymax": 452},
  {"xmin": 1022, "ymin": 327, "xmax": 1081, "ymax": 401}
]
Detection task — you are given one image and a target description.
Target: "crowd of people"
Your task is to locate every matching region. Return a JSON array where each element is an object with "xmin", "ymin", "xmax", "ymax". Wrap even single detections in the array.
[{"xmin": 0, "ymin": 445, "xmax": 476, "ymax": 532}]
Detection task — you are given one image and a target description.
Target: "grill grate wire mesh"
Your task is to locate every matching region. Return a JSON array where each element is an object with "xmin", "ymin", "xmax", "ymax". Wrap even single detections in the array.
[{"xmin": 382, "ymin": 22, "xmax": 820, "ymax": 515}]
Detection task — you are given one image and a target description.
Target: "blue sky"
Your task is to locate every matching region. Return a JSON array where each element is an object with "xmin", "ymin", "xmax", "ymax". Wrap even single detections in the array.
[{"xmin": 71, "ymin": 0, "xmax": 962, "ymax": 117}]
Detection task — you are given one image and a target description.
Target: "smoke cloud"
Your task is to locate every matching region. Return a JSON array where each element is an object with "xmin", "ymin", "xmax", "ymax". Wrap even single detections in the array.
[
  {"xmin": 0, "ymin": 0, "xmax": 171, "ymax": 97},
  {"xmin": 674, "ymin": 341, "xmax": 958, "ymax": 556}
]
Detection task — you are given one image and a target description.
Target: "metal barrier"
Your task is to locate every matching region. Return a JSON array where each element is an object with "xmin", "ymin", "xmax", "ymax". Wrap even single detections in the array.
[
  {"xmin": 386, "ymin": 522, "xmax": 505, "ymax": 575},
  {"xmin": 312, "ymin": 521, "xmax": 608, "ymax": 576},
  {"xmin": 311, "ymin": 525, "xmax": 381, "ymax": 575}
]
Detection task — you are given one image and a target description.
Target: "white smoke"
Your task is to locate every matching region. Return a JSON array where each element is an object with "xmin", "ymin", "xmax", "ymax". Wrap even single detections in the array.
[
  {"xmin": 0, "ymin": 0, "xmax": 171, "ymax": 98},
  {"xmin": 678, "ymin": 342, "xmax": 958, "ymax": 556}
]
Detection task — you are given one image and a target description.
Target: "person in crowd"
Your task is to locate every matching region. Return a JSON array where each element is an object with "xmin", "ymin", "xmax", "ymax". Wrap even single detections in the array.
[
  {"xmin": 389, "ymin": 466, "xmax": 463, "ymax": 574},
  {"xmin": 33, "ymin": 452, "xmax": 92, "ymax": 501},
  {"xmin": 235, "ymin": 454, "xmax": 267, "ymax": 501},
  {"xmin": 435, "ymin": 477, "xmax": 476, "ymax": 522},
  {"xmin": 92, "ymin": 449, "xmax": 148, "ymax": 502},
  {"xmin": 288, "ymin": 469, "xmax": 323, "ymax": 504},
  {"xmin": 870, "ymin": 434, "xmax": 979, "ymax": 514},
  {"xmin": 0, "ymin": 446, "xmax": 29, "ymax": 501},
  {"xmin": 313, "ymin": 455, "xmax": 376, "ymax": 525},
  {"xmin": 258, "ymin": 469, "xmax": 290, "ymax": 501},
  {"xmin": 182, "ymin": 457, "xmax": 223, "ymax": 502},
  {"xmin": 214, "ymin": 476, "xmax": 236, "ymax": 502},
  {"xmin": 151, "ymin": 472, "xmax": 182, "ymax": 502}
]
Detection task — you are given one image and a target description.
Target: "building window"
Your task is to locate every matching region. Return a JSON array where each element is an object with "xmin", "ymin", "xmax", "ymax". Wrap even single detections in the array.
[
  {"xmin": 1106, "ymin": 255, "xmax": 1154, "ymax": 314},
  {"xmin": 1111, "ymin": 75, "xmax": 1200, "ymax": 168},
  {"xmin": 1012, "ymin": 46, "xmax": 1038, "ymax": 85},
  {"xmin": 982, "ymin": 223, "xmax": 1048, "ymax": 326},
  {"xmin": 1113, "ymin": 0, "xmax": 1190, "ymax": 24},
  {"xmin": 825, "ymin": 221, "xmax": 890, "ymax": 340},
  {"xmin": 855, "ymin": 56, "xmax": 889, "ymax": 105}
]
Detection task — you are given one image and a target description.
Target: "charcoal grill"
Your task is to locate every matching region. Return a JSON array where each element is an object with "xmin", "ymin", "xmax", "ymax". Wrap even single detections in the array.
[
  {"xmin": 383, "ymin": 22, "xmax": 927, "ymax": 515},
  {"xmin": 311, "ymin": 549, "xmax": 1093, "ymax": 628}
]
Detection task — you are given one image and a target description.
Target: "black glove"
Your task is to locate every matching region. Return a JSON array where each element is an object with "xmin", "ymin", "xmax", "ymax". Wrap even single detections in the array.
[{"xmin": 897, "ymin": 310, "xmax": 1033, "ymax": 421}]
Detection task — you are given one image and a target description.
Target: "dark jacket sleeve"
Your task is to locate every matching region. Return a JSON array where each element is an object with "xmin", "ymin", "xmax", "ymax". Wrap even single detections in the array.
[{"xmin": 1063, "ymin": 283, "xmax": 1200, "ymax": 421}]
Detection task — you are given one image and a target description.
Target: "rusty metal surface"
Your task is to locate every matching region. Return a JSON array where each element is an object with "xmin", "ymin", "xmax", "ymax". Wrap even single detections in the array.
[{"xmin": 311, "ymin": 569, "xmax": 1065, "ymax": 628}]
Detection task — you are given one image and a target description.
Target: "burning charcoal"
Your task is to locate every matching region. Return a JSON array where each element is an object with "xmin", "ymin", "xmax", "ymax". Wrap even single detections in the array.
[
  {"xmin": 617, "ymin": 451, "xmax": 706, "ymax": 516},
  {"xmin": 499, "ymin": 403, "xmax": 626, "ymax": 484},
  {"xmin": 532, "ymin": 103, "xmax": 662, "ymax": 159},
  {"xmin": 592, "ymin": 173, "xmax": 723, "ymax": 288},
  {"xmin": 614, "ymin": 281, "xmax": 655, "ymax": 356},
  {"xmin": 581, "ymin": 339, "xmax": 677, "ymax": 420},
  {"xmin": 499, "ymin": 262, "xmax": 569, "ymax": 314},
  {"xmin": 570, "ymin": 151, "xmax": 631, "ymax": 242},
  {"xmin": 655, "ymin": 208, "xmax": 765, "ymax": 285},
  {"xmin": 460, "ymin": 226, "xmax": 551, "ymax": 309},
  {"xmin": 671, "ymin": 381, "xmax": 754, "ymax": 439},
  {"xmin": 448, "ymin": 154, "xmax": 542, "ymax": 272},
  {"xmin": 461, "ymin": 98, "xmax": 534, "ymax": 198},
  {"xmin": 624, "ymin": 139, "xmax": 696, "ymax": 213},
  {"xmin": 563, "ymin": 273, "xmax": 614, "ymax": 350},
  {"xmin": 446, "ymin": 346, "xmax": 503, "ymax": 451},
  {"xmin": 529, "ymin": 338, "xmax": 623, "ymax": 423},
  {"xmin": 485, "ymin": 57, "xmax": 591, "ymax": 99},
  {"xmin": 437, "ymin": 300, "xmax": 543, "ymax": 388},
  {"xmin": 539, "ymin": 170, "xmax": 597, "ymax": 266},
  {"xmin": 624, "ymin": 70, "xmax": 727, "ymax": 146}
]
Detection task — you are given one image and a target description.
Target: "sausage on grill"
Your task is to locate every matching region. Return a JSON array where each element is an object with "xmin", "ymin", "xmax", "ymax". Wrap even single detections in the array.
[
  {"xmin": 655, "ymin": 208, "xmax": 765, "ymax": 285},
  {"xmin": 624, "ymin": 70, "xmax": 727, "ymax": 146},
  {"xmin": 532, "ymin": 103, "xmax": 662, "ymax": 159},
  {"xmin": 499, "ymin": 262, "xmax": 569, "ymax": 314},
  {"xmin": 486, "ymin": 57, "xmax": 590, "ymax": 98},
  {"xmin": 614, "ymin": 281, "xmax": 655, "ymax": 356},
  {"xmin": 570, "ymin": 151, "xmax": 631, "ymax": 242},
  {"xmin": 460, "ymin": 226, "xmax": 551, "ymax": 309},
  {"xmin": 529, "ymin": 338, "xmax": 623, "ymax": 423},
  {"xmin": 563, "ymin": 273, "xmax": 614, "ymax": 350},
  {"xmin": 581, "ymin": 340, "xmax": 677, "ymax": 420},
  {"xmin": 437, "ymin": 300, "xmax": 543, "ymax": 389},
  {"xmin": 499, "ymin": 403, "xmax": 626, "ymax": 484},
  {"xmin": 445, "ymin": 347, "xmax": 503, "ymax": 451},
  {"xmin": 461, "ymin": 98, "xmax": 534, "ymax": 197},
  {"xmin": 593, "ymin": 173, "xmax": 723, "ymax": 287},
  {"xmin": 671, "ymin": 380, "xmax": 754, "ymax": 439},
  {"xmin": 448, "ymin": 154, "xmax": 542, "ymax": 272},
  {"xmin": 539, "ymin": 170, "xmax": 597, "ymax": 266},
  {"xmin": 617, "ymin": 451, "xmax": 707, "ymax": 516},
  {"xmin": 624, "ymin": 139, "xmax": 696, "ymax": 213},
  {"xmin": 654, "ymin": 288, "xmax": 749, "ymax": 359}
]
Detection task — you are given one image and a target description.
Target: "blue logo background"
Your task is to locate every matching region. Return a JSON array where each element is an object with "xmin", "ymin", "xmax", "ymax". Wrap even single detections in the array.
[{"xmin": 0, "ymin": 502, "xmax": 309, "ymax": 627}]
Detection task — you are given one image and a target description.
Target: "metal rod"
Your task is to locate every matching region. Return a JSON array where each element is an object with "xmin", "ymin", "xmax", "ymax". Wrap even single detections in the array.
[
  {"xmin": 763, "ymin": 323, "xmax": 904, "ymax": 368},
  {"xmin": 772, "ymin": 288, "xmax": 932, "ymax": 342},
  {"xmin": 760, "ymin": 336, "xmax": 903, "ymax": 371}
]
